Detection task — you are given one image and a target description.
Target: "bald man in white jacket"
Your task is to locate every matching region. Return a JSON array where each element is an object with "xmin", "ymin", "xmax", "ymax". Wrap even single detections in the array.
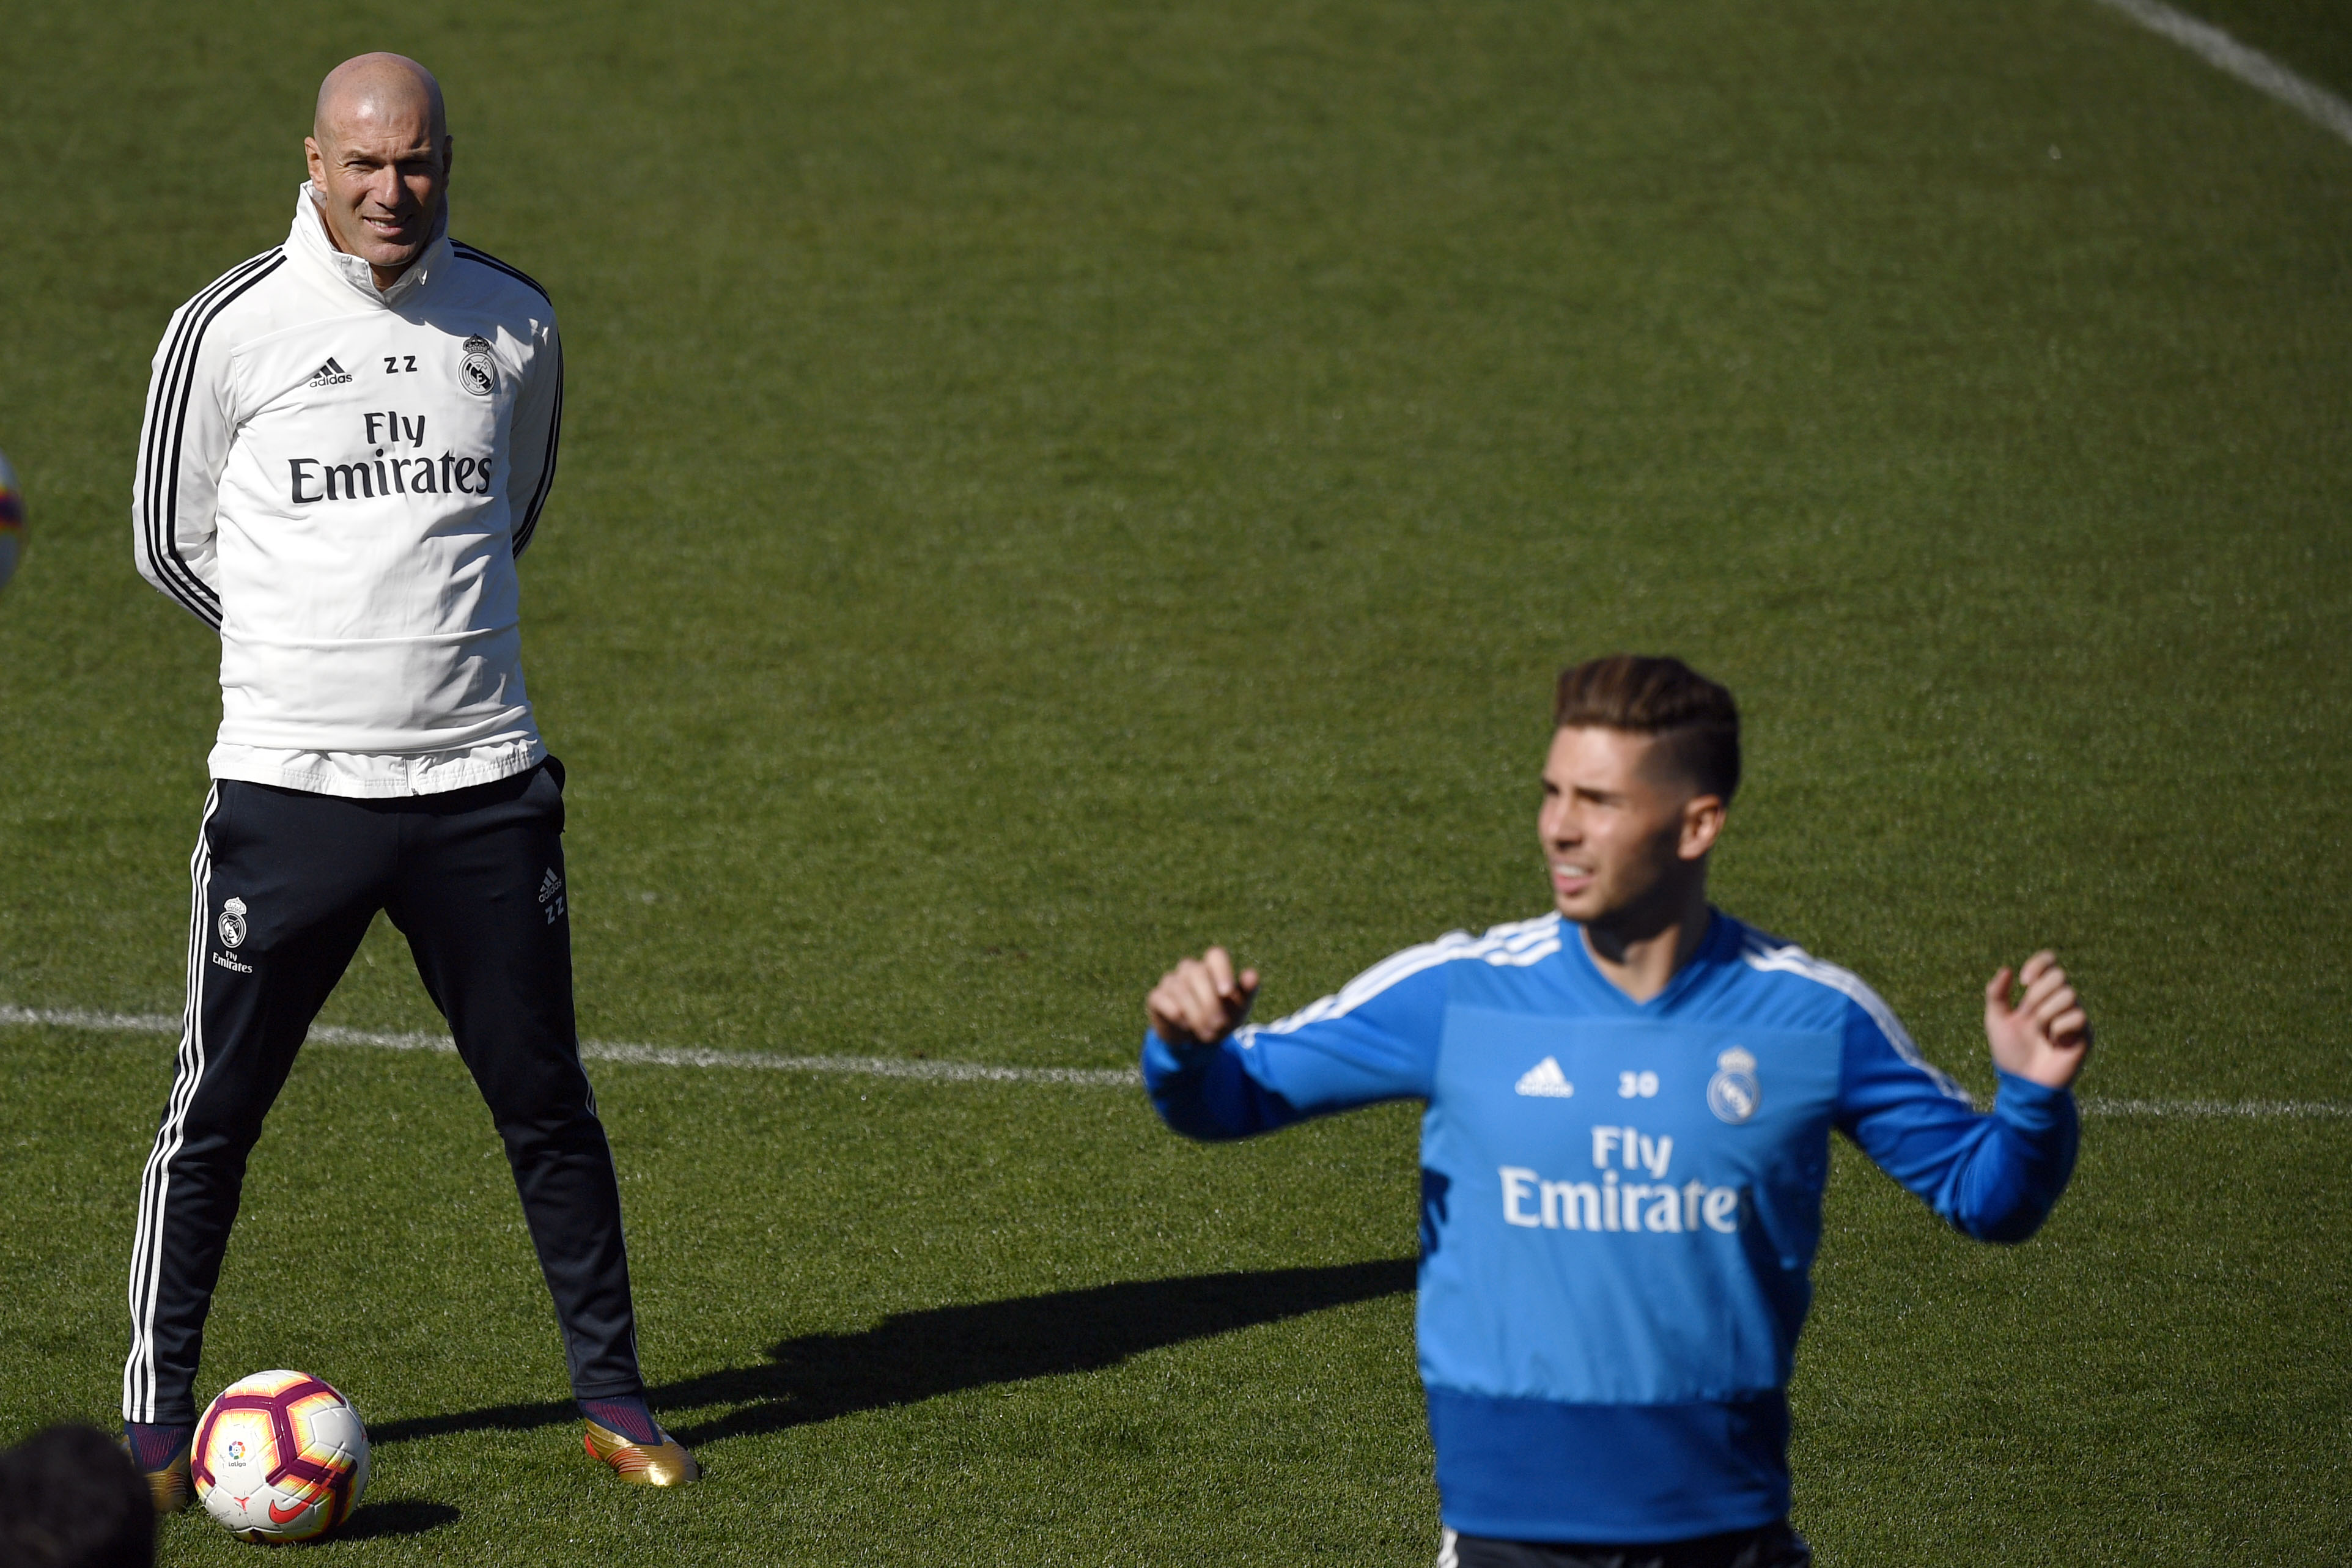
[{"xmin": 123, "ymin": 53, "xmax": 697, "ymax": 1509}]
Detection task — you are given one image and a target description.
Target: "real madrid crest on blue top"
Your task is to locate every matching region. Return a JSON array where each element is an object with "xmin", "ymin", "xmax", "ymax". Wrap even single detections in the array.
[
  {"xmin": 1706, "ymin": 1045, "xmax": 1760, "ymax": 1124},
  {"xmin": 459, "ymin": 334, "xmax": 496, "ymax": 397},
  {"xmin": 218, "ymin": 897, "xmax": 248, "ymax": 950}
]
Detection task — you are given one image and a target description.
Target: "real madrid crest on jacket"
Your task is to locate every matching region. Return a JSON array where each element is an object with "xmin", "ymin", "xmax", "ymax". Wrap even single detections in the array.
[
  {"xmin": 133, "ymin": 182, "xmax": 561, "ymax": 797},
  {"xmin": 1143, "ymin": 910, "xmax": 2078, "ymax": 1544},
  {"xmin": 459, "ymin": 334, "xmax": 498, "ymax": 397}
]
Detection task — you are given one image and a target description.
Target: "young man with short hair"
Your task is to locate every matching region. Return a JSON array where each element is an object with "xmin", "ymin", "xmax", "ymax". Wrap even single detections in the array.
[{"xmin": 1142, "ymin": 655, "xmax": 2087, "ymax": 1567}]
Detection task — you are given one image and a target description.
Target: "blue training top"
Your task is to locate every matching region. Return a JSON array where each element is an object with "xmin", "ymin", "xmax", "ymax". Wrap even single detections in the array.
[{"xmin": 1141, "ymin": 909, "xmax": 2077, "ymax": 1544}]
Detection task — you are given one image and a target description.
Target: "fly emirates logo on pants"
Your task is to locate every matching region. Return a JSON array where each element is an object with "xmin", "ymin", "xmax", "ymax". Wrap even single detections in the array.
[
  {"xmin": 1500, "ymin": 1125, "xmax": 1741, "ymax": 1235},
  {"xmin": 286, "ymin": 412, "xmax": 496, "ymax": 504}
]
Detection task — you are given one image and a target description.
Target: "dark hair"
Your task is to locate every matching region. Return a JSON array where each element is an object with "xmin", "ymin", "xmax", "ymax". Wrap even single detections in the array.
[
  {"xmin": 1552, "ymin": 654, "xmax": 1741, "ymax": 802},
  {"xmin": 0, "ymin": 1424, "xmax": 154, "ymax": 1568}
]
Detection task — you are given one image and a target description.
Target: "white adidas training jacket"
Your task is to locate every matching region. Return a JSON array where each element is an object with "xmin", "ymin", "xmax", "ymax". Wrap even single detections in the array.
[{"xmin": 133, "ymin": 183, "xmax": 562, "ymax": 798}]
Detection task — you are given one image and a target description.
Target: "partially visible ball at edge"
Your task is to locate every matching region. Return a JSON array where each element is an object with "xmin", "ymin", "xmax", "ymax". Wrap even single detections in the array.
[{"xmin": 0, "ymin": 447, "xmax": 23, "ymax": 596}]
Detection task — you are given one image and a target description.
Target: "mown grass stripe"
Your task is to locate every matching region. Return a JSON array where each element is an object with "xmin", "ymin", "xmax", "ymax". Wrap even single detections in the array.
[{"xmin": 7, "ymin": 1004, "xmax": 2343, "ymax": 1109}]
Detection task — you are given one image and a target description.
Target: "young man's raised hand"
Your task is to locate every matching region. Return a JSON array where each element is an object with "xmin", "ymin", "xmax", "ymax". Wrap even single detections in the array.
[
  {"xmin": 1985, "ymin": 950, "xmax": 2092, "ymax": 1088},
  {"xmin": 1147, "ymin": 946, "xmax": 1260, "ymax": 1048}
]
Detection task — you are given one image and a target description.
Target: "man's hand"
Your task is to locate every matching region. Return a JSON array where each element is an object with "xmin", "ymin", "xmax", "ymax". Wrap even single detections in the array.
[
  {"xmin": 1984, "ymin": 951, "xmax": 2092, "ymax": 1089},
  {"xmin": 1147, "ymin": 946, "xmax": 1261, "ymax": 1049}
]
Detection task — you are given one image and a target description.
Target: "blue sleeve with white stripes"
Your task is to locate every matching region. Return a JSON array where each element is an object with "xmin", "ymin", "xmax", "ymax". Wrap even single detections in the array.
[
  {"xmin": 1835, "ymin": 1002, "xmax": 2079, "ymax": 1243},
  {"xmin": 1141, "ymin": 956, "xmax": 1449, "ymax": 1141}
]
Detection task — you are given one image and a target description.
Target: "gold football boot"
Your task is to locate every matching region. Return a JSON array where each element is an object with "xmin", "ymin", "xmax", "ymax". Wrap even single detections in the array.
[
  {"xmin": 122, "ymin": 1438, "xmax": 192, "ymax": 1515},
  {"xmin": 583, "ymin": 1419, "xmax": 702, "ymax": 1487}
]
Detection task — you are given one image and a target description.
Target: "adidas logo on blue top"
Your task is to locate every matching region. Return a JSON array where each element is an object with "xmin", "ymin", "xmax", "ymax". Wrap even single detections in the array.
[{"xmin": 1514, "ymin": 1056, "xmax": 1576, "ymax": 1097}]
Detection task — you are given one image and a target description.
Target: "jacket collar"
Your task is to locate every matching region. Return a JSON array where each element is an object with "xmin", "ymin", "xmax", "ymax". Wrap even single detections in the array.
[{"xmin": 287, "ymin": 180, "xmax": 450, "ymax": 308}]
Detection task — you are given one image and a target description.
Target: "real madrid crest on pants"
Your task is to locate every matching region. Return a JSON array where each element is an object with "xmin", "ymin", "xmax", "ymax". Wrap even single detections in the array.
[
  {"xmin": 217, "ymin": 897, "xmax": 249, "ymax": 950},
  {"xmin": 1707, "ymin": 1046, "xmax": 1760, "ymax": 1124},
  {"xmin": 459, "ymin": 334, "xmax": 496, "ymax": 397}
]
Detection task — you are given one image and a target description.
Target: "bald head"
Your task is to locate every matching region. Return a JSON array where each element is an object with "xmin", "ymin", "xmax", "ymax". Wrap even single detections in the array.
[
  {"xmin": 304, "ymin": 53, "xmax": 454, "ymax": 289},
  {"xmin": 314, "ymin": 53, "xmax": 446, "ymax": 145}
]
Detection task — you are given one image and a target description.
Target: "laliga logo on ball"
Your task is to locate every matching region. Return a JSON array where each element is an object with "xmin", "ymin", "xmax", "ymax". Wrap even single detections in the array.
[
  {"xmin": 193, "ymin": 1369, "xmax": 371, "ymax": 1544},
  {"xmin": 0, "ymin": 447, "xmax": 25, "ymax": 598}
]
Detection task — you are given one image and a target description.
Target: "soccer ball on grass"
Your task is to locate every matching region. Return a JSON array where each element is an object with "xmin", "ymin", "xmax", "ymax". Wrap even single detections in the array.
[{"xmin": 193, "ymin": 1369, "xmax": 371, "ymax": 1544}]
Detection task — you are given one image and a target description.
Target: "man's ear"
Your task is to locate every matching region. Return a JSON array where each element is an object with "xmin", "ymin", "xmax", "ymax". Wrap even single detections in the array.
[
  {"xmin": 1678, "ymin": 794, "xmax": 1726, "ymax": 861},
  {"xmin": 304, "ymin": 135, "xmax": 325, "ymax": 183}
]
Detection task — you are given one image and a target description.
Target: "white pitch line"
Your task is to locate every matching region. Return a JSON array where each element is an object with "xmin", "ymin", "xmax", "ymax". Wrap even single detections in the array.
[
  {"xmin": 2089, "ymin": 0, "xmax": 2352, "ymax": 148},
  {"xmin": 0, "ymin": 1004, "xmax": 1140, "ymax": 1088},
  {"xmin": 8, "ymin": 1004, "xmax": 2348, "ymax": 1111}
]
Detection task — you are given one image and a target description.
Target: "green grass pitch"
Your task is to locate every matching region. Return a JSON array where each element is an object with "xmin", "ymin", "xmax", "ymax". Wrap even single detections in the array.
[{"xmin": 3, "ymin": 0, "xmax": 2350, "ymax": 1561}]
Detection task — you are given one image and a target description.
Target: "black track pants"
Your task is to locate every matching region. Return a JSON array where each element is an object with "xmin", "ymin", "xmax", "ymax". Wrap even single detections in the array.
[{"xmin": 123, "ymin": 762, "xmax": 643, "ymax": 1424}]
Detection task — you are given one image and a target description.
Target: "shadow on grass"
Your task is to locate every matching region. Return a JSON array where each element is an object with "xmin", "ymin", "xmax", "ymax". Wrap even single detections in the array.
[
  {"xmin": 337, "ymin": 1499, "xmax": 460, "ymax": 1538},
  {"xmin": 370, "ymin": 1257, "xmax": 1415, "ymax": 1448}
]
